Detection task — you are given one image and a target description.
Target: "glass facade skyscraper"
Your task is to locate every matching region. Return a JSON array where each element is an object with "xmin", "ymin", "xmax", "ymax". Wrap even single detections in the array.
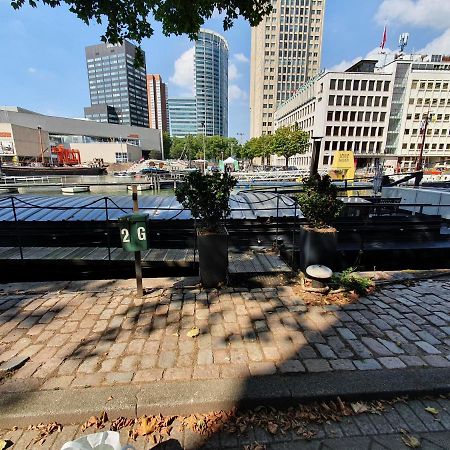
[
  {"xmin": 84, "ymin": 41, "xmax": 149, "ymax": 128},
  {"xmin": 167, "ymin": 98, "xmax": 197, "ymax": 137},
  {"xmin": 195, "ymin": 29, "xmax": 228, "ymax": 137}
]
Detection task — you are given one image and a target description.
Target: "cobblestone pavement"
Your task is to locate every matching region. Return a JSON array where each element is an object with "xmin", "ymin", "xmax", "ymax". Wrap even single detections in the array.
[
  {"xmin": 2, "ymin": 397, "xmax": 450, "ymax": 449},
  {"xmin": 0, "ymin": 278, "xmax": 449, "ymax": 392}
]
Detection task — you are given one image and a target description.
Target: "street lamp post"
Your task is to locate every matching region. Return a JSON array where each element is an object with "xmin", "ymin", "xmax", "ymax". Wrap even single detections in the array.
[
  {"xmin": 416, "ymin": 112, "xmax": 431, "ymax": 171},
  {"xmin": 201, "ymin": 121, "xmax": 206, "ymax": 174},
  {"xmin": 37, "ymin": 126, "xmax": 44, "ymax": 164}
]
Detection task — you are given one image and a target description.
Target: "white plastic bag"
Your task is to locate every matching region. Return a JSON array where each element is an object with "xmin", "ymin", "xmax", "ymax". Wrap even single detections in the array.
[{"xmin": 60, "ymin": 431, "xmax": 135, "ymax": 450}]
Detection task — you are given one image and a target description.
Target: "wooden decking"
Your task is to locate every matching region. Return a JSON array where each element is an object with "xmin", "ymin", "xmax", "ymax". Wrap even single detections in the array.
[{"xmin": 0, "ymin": 247, "xmax": 291, "ymax": 274}]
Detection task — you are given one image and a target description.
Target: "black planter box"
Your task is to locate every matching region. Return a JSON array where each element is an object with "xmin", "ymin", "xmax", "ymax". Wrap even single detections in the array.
[
  {"xmin": 197, "ymin": 232, "xmax": 228, "ymax": 288},
  {"xmin": 298, "ymin": 226, "xmax": 337, "ymax": 270}
]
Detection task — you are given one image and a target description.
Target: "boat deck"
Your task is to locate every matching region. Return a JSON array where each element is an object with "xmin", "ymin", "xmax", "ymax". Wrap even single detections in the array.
[{"xmin": 0, "ymin": 246, "xmax": 291, "ymax": 275}]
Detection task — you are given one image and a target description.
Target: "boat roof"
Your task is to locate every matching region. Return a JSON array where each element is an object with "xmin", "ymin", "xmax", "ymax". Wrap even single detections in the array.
[{"xmin": 0, "ymin": 193, "xmax": 302, "ymax": 222}]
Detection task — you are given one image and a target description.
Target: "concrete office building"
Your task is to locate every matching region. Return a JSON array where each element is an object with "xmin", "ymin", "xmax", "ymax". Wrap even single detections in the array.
[
  {"xmin": 250, "ymin": 0, "xmax": 326, "ymax": 137},
  {"xmin": 0, "ymin": 107, "xmax": 162, "ymax": 164},
  {"xmin": 147, "ymin": 74, "xmax": 168, "ymax": 131},
  {"xmin": 167, "ymin": 99, "xmax": 197, "ymax": 137},
  {"xmin": 84, "ymin": 41, "xmax": 149, "ymax": 128},
  {"xmin": 195, "ymin": 29, "xmax": 229, "ymax": 137},
  {"xmin": 386, "ymin": 54, "xmax": 450, "ymax": 171},
  {"xmin": 273, "ymin": 54, "xmax": 450, "ymax": 171}
]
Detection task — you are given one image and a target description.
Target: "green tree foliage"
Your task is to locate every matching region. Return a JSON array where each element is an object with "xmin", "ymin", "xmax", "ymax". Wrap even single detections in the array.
[
  {"xmin": 10, "ymin": 0, "xmax": 273, "ymax": 66},
  {"xmin": 270, "ymin": 126, "xmax": 309, "ymax": 169},
  {"xmin": 167, "ymin": 135, "xmax": 240, "ymax": 161},
  {"xmin": 175, "ymin": 171, "xmax": 237, "ymax": 232},
  {"xmin": 162, "ymin": 131, "xmax": 172, "ymax": 159},
  {"xmin": 241, "ymin": 135, "xmax": 273, "ymax": 165},
  {"xmin": 297, "ymin": 174, "xmax": 344, "ymax": 229}
]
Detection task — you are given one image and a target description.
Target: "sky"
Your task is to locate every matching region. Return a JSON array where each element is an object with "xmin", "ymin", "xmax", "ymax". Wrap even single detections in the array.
[{"xmin": 1, "ymin": 0, "xmax": 450, "ymax": 141}]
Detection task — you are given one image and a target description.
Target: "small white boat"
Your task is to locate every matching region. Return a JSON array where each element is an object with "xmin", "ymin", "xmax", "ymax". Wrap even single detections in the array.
[
  {"xmin": 61, "ymin": 186, "xmax": 90, "ymax": 194},
  {"xmin": 127, "ymin": 184, "xmax": 152, "ymax": 191},
  {"xmin": 0, "ymin": 187, "xmax": 19, "ymax": 193}
]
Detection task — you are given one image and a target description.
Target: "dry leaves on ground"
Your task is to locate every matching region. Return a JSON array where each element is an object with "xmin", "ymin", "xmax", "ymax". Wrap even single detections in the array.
[
  {"xmin": 243, "ymin": 443, "xmax": 266, "ymax": 450},
  {"xmin": 180, "ymin": 410, "xmax": 234, "ymax": 436},
  {"xmin": 424, "ymin": 407, "xmax": 439, "ymax": 416},
  {"xmin": 186, "ymin": 327, "xmax": 200, "ymax": 338},
  {"xmin": 27, "ymin": 422, "xmax": 62, "ymax": 445},
  {"xmin": 81, "ymin": 411, "xmax": 108, "ymax": 431},
  {"xmin": 401, "ymin": 429, "xmax": 421, "ymax": 448},
  {"xmin": 130, "ymin": 414, "xmax": 176, "ymax": 445}
]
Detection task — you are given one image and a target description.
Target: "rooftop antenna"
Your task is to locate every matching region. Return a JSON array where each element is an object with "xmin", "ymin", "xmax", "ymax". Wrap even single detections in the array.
[
  {"xmin": 399, "ymin": 33, "xmax": 409, "ymax": 53},
  {"xmin": 380, "ymin": 24, "xmax": 388, "ymax": 68}
]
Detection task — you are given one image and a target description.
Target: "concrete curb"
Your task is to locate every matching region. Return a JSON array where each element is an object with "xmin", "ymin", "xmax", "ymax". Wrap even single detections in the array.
[{"xmin": 1, "ymin": 367, "xmax": 450, "ymax": 428}]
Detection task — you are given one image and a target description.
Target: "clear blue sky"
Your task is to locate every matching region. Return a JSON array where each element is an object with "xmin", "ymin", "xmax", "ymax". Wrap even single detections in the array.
[{"xmin": 1, "ymin": 0, "xmax": 449, "ymax": 141}]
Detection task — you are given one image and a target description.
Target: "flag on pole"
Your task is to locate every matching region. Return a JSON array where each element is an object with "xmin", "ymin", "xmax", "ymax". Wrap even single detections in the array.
[{"xmin": 380, "ymin": 26, "xmax": 387, "ymax": 50}]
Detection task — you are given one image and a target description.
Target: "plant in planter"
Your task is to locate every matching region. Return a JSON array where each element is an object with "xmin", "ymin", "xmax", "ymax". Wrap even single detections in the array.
[
  {"xmin": 175, "ymin": 171, "xmax": 237, "ymax": 288},
  {"xmin": 297, "ymin": 174, "xmax": 344, "ymax": 270}
]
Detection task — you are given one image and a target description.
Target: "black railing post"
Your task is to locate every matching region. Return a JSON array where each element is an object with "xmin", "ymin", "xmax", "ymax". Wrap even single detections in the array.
[
  {"xmin": 11, "ymin": 196, "xmax": 23, "ymax": 260},
  {"xmin": 276, "ymin": 192, "xmax": 280, "ymax": 247},
  {"xmin": 193, "ymin": 217, "xmax": 197, "ymax": 267},
  {"xmin": 104, "ymin": 197, "xmax": 111, "ymax": 261},
  {"xmin": 292, "ymin": 201, "xmax": 297, "ymax": 268}
]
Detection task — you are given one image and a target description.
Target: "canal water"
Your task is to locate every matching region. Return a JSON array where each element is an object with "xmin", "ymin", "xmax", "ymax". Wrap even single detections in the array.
[{"xmin": 12, "ymin": 175, "xmax": 175, "ymax": 197}]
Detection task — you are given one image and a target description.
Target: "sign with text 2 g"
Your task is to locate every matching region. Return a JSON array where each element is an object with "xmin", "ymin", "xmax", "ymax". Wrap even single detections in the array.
[{"xmin": 118, "ymin": 213, "xmax": 149, "ymax": 252}]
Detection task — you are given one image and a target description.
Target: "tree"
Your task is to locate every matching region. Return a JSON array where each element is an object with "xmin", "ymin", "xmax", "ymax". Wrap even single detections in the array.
[
  {"xmin": 162, "ymin": 131, "xmax": 172, "ymax": 159},
  {"xmin": 11, "ymin": 0, "xmax": 273, "ymax": 66},
  {"xmin": 270, "ymin": 126, "xmax": 309, "ymax": 169}
]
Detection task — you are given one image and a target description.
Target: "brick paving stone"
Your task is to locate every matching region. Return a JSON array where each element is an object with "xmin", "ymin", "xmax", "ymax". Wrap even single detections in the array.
[
  {"xmin": 360, "ymin": 337, "xmax": 393, "ymax": 356},
  {"xmin": 417, "ymin": 330, "xmax": 442, "ymax": 346},
  {"xmin": 315, "ymin": 343, "xmax": 337, "ymax": 359},
  {"xmin": 220, "ymin": 364, "xmax": 250, "ymax": 378},
  {"xmin": 347, "ymin": 340, "xmax": 373, "ymax": 358},
  {"xmin": 394, "ymin": 403, "xmax": 428, "ymax": 432},
  {"xmin": 133, "ymin": 368, "xmax": 163, "ymax": 382},
  {"xmin": 158, "ymin": 351, "xmax": 177, "ymax": 369},
  {"xmin": 277, "ymin": 359, "xmax": 305, "ymax": 373},
  {"xmin": 354, "ymin": 359, "xmax": 382, "ymax": 370},
  {"xmin": 422, "ymin": 355, "xmax": 450, "ymax": 367},
  {"xmin": 105, "ymin": 372, "xmax": 134, "ymax": 384},
  {"xmin": 296, "ymin": 345, "xmax": 318, "ymax": 359},
  {"xmin": 248, "ymin": 361, "xmax": 277, "ymax": 376},
  {"xmin": 192, "ymin": 365, "xmax": 220, "ymax": 380},
  {"xmin": 330, "ymin": 359, "xmax": 356, "ymax": 371},
  {"xmin": 409, "ymin": 400, "xmax": 445, "ymax": 432},
  {"xmin": 416, "ymin": 341, "xmax": 441, "ymax": 354},
  {"xmin": 336, "ymin": 328, "xmax": 357, "ymax": 340},
  {"xmin": 400, "ymin": 355, "xmax": 427, "ymax": 367},
  {"xmin": 304, "ymin": 359, "xmax": 332, "ymax": 372},
  {"xmin": 378, "ymin": 356, "xmax": 407, "ymax": 369},
  {"xmin": 163, "ymin": 367, "xmax": 192, "ymax": 381}
]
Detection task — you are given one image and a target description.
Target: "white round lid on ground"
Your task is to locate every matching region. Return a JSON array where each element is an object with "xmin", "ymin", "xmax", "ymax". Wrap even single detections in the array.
[{"xmin": 306, "ymin": 264, "xmax": 333, "ymax": 280}]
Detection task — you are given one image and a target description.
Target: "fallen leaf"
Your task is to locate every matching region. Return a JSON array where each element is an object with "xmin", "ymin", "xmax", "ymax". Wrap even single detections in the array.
[
  {"xmin": 0, "ymin": 439, "xmax": 9, "ymax": 450},
  {"xmin": 425, "ymin": 407, "xmax": 439, "ymax": 416},
  {"xmin": 136, "ymin": 416, "xmax": 158, "ymax": 436},
  {"xmin": 267, "ymin": 422, "xmax": 278, "ymax": 434},
  {"xmin": 107, "ymin": 396, "xmax": 113, "ymax": 401},
  {"xmin": 351, "ymin": 402, "xmax": 369, "ymax": 414},
  {"xmin": 187, "ymin": 327, "xmax": 200, "ymax": 338},
  {"xmin": 401, "ymin": 433, "xmax": 421, "ymax": 448}
]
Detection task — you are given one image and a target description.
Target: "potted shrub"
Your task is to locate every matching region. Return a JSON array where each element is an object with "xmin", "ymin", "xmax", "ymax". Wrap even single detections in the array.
[
  {"xmin": 297, "ymin": 174, "xmax": 343, "ymax": 270},
  {"xmin": 175, "ymin": 171, "xmax": 236, "ymax": 288}
]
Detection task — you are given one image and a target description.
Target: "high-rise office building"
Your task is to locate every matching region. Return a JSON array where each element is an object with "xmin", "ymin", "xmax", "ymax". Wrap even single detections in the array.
[
  {"xmin": 84, "ymin": 41, "xmax": 149, "ymax": 128},
  {"xmin": 167, "ymin": 98, "xmax": 197, "ymax": 137},
  {"xmin": 249, "ymin": 0, "xmax": 326, "ymax": 137},
  {"xmin": 195, "ymin": 29, "xmax": 229, "ymax": 137},
  {"xmin": 147, "ymin": 74, "xmax": 168, "ymax": 131}
]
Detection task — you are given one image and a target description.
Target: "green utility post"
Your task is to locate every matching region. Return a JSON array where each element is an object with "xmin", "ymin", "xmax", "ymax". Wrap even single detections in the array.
[{"xmin": 118, "ymin": 185, "xmax": 149, "ymax": 297}]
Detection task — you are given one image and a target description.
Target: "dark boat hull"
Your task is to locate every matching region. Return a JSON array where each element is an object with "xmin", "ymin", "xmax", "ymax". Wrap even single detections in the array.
[{"xmin": 1, "ymin": 166, "xmax": 107, "ymax": 176}]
